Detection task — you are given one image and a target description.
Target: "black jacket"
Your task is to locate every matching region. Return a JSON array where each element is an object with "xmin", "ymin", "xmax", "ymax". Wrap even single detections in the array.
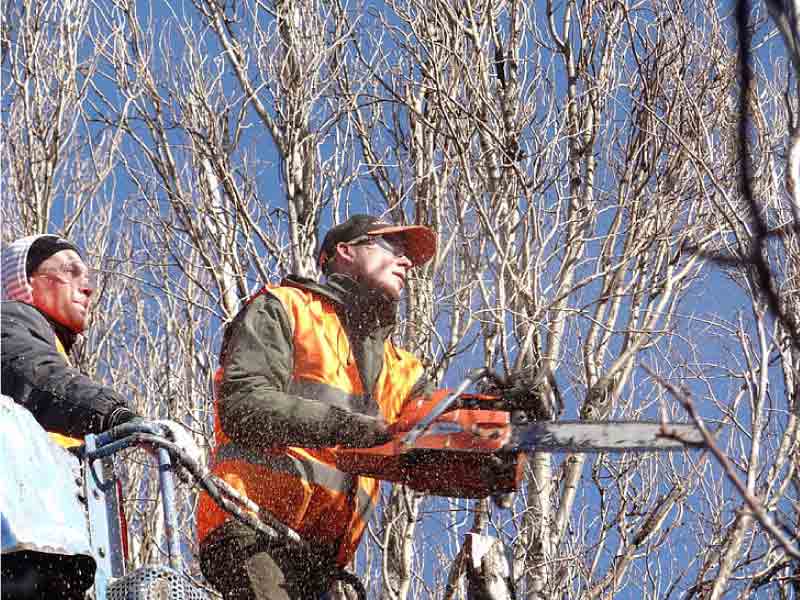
[{"xmin": 1, "ymin": 301, "xmax": 135, "ymax": 437}]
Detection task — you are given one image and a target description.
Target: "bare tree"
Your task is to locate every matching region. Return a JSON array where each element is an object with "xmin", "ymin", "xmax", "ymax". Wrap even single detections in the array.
[
  {"xmin": 1, "ymin": 0, "xmax": 123, "ymax": 236},
  {"xmin": 654, "ymin": 1, "xmax": 800, "ymax": 597},
  {"xmin": 335, "ymin": 1, "xmax": 737, "ymax": 597},
  {"xmin": 5, "ymin": 0, "xmax": 800, "ymax": 598}
]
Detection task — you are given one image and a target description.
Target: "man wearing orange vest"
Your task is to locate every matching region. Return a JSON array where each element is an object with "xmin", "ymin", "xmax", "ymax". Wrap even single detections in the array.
[{"xmin": 197, "ymin": 215, "xmax": 438, "ymax": 599}]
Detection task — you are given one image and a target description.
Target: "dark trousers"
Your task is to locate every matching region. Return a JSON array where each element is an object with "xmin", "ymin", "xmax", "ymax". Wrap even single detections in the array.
[
  {"xmin": 199, "ymin": 521, "xmax": 336, "ymax": 600},
  {"xmin": 1, "ymin": 550, "xmax": 96, "ymax": 600}
]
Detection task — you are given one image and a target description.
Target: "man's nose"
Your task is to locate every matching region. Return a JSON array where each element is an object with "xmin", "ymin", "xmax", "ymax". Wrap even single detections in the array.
[
  {"xmin": 79, "ymin": 283, "xmax": 94, "ymax": 297},
  {"xmin": 396, "ymin": 254, "xmax": 413, "ymax": 268}
]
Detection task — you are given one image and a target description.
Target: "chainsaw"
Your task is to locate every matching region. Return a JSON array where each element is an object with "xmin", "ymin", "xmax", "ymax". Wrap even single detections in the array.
[{"xmin": 336, "ymin": 369, "xmax": 704, "ymax": 499}]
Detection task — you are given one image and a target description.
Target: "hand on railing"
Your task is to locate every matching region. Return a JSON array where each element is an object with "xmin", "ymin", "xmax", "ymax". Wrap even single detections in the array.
[{"xmin": 151, "ymin": 420, "xmax": 204, "ymax": 468}]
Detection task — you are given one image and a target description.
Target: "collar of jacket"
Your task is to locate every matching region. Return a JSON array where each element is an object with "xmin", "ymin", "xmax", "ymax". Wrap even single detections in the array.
[
  {"xmin": 18, "ymin": 301, "xmax": 78, "ymax": 353},
  {"xmin": 45, "ymin": 307, "xmax": 78, "ymax": 353},
  {"xmin": 283, "ymin": 273, "xmax": 397, "ymax": 337}
]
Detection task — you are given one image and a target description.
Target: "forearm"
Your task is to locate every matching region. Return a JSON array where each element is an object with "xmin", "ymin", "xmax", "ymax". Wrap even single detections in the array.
[
  {"xmin": 1, "ymin": 304, "xmax": 135, "ymax": 436},
  {"xmin": 220, "ymin": 384, "xmax": 350, "ymax": 448},
  {"xmin": 25, "ymin": 383, "xmax": 135, "ymax": 437}
]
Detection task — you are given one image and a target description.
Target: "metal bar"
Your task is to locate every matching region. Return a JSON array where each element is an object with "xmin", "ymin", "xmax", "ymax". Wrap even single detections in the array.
[
  {"xmin": 507, "ymin": 421, "xmax": 704, "ymax": 453},
  {"xmin": 83, "ymin": 437, "xmax": 138, "ymax": 460},
  {"xmin": 93, "ymin": 420, "xmax": 166, "ymax": 448},
  {"xmin": 155, "ymin": 447, "xmax": 182, "ymax": 570},
  {"xmin": 87, "ymin": 424, "xmax": 184, "ymax": 569},
  {"xmin": 83, "ymin": 433, "xmax": 126, "ymax": 600}
]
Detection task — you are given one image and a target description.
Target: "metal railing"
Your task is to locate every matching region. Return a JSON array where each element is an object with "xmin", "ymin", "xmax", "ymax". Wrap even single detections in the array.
[{"xmin": 81, "ymin": 420, "xmax": 366, "ymax": 600}]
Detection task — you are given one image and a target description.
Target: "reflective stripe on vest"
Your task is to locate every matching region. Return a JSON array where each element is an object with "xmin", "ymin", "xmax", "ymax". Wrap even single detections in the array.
[
  {"xmin": 214, "ymin": 443, "xmax": 353, "ymax": 494},
  {"xmin": 213, "ymin": 441, "xmax": 377, "ymax": 524},
  {"xmin": 287, "ymin": 379, "xmax": 375, "ymax": 416},
  {"xmin": 49, "ymin": 336, "xmax": 82, "ymax": 448}
]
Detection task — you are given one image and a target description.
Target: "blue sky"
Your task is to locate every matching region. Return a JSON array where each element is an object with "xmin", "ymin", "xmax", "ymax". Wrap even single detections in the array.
[{"xmin": 5, "ymin": 0, "xmax": 799, "ymax": 596}]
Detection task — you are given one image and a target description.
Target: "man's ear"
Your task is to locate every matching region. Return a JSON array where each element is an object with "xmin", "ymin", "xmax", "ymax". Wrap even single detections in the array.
[
  {"xmin": 326, "ymin": 242, "xmax": 355, "ymax": 275},
  {"xmin": 333, "ymin": 242, "xmax": 357, "ymax": 267}
]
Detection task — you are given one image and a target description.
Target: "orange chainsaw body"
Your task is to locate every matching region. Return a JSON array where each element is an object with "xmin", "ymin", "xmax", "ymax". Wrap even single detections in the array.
[{"xmin": 336, "ymin": 391, "xmax": 526, "ymax": 498}]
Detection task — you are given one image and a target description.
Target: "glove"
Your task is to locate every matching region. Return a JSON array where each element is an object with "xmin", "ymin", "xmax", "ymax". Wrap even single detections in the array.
[
  {"xmin": 482, "ymin": 369, "xmax": 561, "ymax": 421},
  {"xmin": 333, "ymin": 409, "xmax": 393, "ymax": 448},
  {"xmin": 152, "ymin": 419, "xmax": 204, "ymax": 468}
]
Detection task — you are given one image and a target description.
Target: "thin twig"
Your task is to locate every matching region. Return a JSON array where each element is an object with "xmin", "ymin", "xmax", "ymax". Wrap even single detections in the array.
[{"xmin": 644, "ymin": 366, "xmax": 800, "ymax": 561}]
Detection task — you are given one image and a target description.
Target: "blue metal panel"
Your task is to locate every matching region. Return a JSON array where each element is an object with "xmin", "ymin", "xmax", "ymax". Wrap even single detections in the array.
[{"xmin": 0, "ymin": 394, "xmax": 93, "ymax": 558}]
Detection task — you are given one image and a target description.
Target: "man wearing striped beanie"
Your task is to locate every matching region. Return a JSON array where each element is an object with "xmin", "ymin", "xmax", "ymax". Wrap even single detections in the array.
[
  {"xmin": 1, "ymin": 234, "xmax": 139, "ymax": 438},
  {"xmin": 0, "ymin": 234, "xmax": 140, "ymax": 599},
  {"xmin": 1, "ymin": 234, "xmax": 204, "ymax": 599},
  {"xmin": 2, "ymin": 234, "xmax": 204, "ymax": 599}
]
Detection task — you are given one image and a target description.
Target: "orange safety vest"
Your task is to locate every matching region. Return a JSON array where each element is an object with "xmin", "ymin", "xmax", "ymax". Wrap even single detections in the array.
[
  {"xmin": 48, "ymin": 336, "xmax": 83, "ymax": 449},
  {"xmin": 196, "ymin": 284, "xmax": 424, "ymax": 566}
]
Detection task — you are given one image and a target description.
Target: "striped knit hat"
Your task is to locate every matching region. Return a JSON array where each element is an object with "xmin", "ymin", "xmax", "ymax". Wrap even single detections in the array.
[{"xmin": 1, "ymin": 234, "xmax": 80, "ymax": 303}]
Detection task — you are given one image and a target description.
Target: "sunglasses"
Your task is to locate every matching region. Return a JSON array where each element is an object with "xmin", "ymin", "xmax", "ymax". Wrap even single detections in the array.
[{"xmin": 353, "ymin": 235, "xmax": 409, "ymax": 259}]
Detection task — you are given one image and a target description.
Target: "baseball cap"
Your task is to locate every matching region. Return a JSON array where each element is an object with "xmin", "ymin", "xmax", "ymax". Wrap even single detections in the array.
[{"xmin": 318, "ymin": 214, "xmax": 436, "ymax": 269}]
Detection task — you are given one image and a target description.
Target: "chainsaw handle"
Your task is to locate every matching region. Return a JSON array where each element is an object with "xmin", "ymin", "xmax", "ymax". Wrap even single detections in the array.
[
  {"xmin": 388, "ymin": 389, "xmax": 452, "ymax": 434},
  {"xmin": 401, "ymin": 368, "xmax": 489, "ymax": 448},
  {"xmin": 388, "ymin": 391, "xmax": 506, "ymax": 435}
]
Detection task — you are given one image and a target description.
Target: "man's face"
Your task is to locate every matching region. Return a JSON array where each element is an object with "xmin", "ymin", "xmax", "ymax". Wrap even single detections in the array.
[
  {"xmin": 29, "ymin": 249, "xmax": 94, "ymax": 333},
  {"xmin": 346, "ymin": 235, "xmax": 413, "ymax": 301}
]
